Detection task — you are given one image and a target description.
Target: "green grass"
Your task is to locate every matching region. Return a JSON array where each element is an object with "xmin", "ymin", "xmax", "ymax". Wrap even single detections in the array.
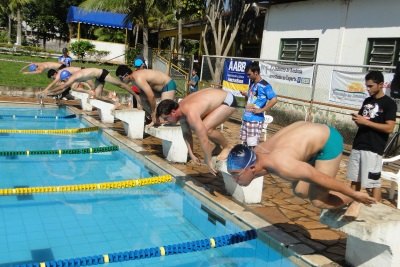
[
  {"xmin": 0, "ymin": 54, "xmax": 127, "ymax": 94},
  {"xmin": 0, "ymin": 54, "xmax": 188, "ymax": 98}
]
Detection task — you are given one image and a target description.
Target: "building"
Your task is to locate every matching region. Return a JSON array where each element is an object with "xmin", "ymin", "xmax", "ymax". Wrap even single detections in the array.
[{"xmin": 260, "ymin": 0, "xmax": 400, "ymax": 68}]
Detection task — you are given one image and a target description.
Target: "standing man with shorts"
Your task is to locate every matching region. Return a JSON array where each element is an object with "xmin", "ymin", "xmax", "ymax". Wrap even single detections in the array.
[
  {"xmin": 240, "ymin": 61, "xmax": 277, "ymax": 148},
  {"xmin": 347, "ymin": 70, "xmax": 397, "ymax": 202},
  {"xmin": 58, "ymin": 48, "xmax": 72, "ymax": 67}
]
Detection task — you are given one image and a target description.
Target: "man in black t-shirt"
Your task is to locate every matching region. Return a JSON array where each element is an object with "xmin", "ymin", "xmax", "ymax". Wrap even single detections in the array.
[{"xmin": 347, "ymin": 71, "xmax": 397, "ymax": 202}]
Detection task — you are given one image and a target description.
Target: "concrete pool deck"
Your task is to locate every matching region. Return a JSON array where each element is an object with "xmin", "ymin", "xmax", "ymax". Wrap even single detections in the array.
[{"xmin": 1, "ymin": 95, "xmax": 397, "ymax": 267}]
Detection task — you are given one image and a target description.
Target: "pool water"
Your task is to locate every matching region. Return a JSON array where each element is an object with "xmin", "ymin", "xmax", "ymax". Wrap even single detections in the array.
[{"xmin": 0, "ymin": 107, "xmax": 298, "ymax": 267}]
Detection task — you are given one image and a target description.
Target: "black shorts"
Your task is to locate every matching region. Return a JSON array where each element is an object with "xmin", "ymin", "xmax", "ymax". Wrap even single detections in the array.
[{"xmin": 97, "ymin": 69, "xmax": 109, "ymax": 84}]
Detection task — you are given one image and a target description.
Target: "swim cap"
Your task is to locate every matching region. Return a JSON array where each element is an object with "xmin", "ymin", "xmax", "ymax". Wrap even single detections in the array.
[
  {"xmin": 60, "ymin": 70, "xmax": 72, "ymax": 81},
  {"xmin": 134, "ymin": 58, "xmax": 144, "ymax": 68},
  {"xmin": 227, "ymin": 144, "xmax": 257, "ymax": 173},
  {"xmin": 28, "ymin": 64, "xmax": 38, "ymax": 72}
]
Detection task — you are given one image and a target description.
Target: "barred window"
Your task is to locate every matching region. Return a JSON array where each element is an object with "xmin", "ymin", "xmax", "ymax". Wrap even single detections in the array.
[
  {"xmin": 367, "ymin": 38, "xmax": 400, "ymax": 69},
  {"xmin": 279, "ymin": 38, "xmax": 318, "ymax": 63}
]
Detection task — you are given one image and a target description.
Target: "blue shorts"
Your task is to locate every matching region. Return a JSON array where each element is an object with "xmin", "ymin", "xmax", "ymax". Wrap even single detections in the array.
[
  {"xmin": 315, "ymin": 126, "xmax": 343, "ymax": 160},
  {"xmin": 162, "ymin": 80, "xmax": 177, "ymax": 92}
]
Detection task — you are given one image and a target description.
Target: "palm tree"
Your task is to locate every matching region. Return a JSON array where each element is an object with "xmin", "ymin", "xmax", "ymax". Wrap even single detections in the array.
[{"xmin": 7, "ymin": 0, "xmax": 32, "ymax": 45}]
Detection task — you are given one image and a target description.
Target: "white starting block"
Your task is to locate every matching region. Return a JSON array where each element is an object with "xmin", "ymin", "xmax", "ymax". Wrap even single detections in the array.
[
  {"xmin": 216, "ymin": 159, "xmax": 264, "ymax": 204},
  {"xmin": 320, "ymin": 203, "xmax": 400, "ymax": 267},
  {"xmin": 145, "ymin": 125, "xmax": 188, "ymax": 163},
  {"xmin": 70, "ymin": 91, "xmax": 92, "ymax": 111},
  {"xmin": 112, "ymin": 109, "xmax": 145, "ymax": 139},
  {"xmin": 89, "ymin": 99, "xmax": 115, "ymax": 123}
]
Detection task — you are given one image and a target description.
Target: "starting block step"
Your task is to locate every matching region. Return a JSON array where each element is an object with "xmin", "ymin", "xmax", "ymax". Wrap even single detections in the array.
[{"xmin": 145, "ymin": 125, "xmax": 188, "ymax": 163}]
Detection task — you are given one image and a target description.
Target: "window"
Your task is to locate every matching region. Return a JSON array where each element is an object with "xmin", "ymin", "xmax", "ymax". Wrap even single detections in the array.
[
  {"xmin": 279, "ymin": 38, "xmax": 318, "ymax": 63},
  {"xmin": 367, "ymin": 38, "xmax": 400, "ymax": 70}
]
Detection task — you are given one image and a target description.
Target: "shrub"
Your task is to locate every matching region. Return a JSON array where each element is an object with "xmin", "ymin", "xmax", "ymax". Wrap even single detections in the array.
[{"xmin": 70, "ymin": 40, "xmax": 95, "ymax": 62}]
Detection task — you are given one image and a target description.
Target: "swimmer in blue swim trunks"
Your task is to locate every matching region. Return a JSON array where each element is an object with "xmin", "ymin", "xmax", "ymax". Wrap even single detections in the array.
[
  {"xmin": 226, "ymin": 121, "xmax": 376, "ymax": 210},
  {"xmin": 116, "ymin": 65, "xmax": 177, "ymax": 125},
  {"xmin": 156, "ymin": 88, "xmax": 237, "ymax": 175}
]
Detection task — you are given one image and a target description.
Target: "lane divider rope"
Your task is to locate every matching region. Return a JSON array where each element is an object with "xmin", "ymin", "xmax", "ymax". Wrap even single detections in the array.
[
  {"xmin": 0, "ymin": 145, "xmax": 118, "ymax": 156},
  {"xmin": 0, "ymin": 175, "xmax": 172, "ymax": 195},
  {"xmin": 0, "ymin": 114, "xmax": 76, "ymax": 120},
  {"xmin": 0, "ymin": 126, "xmax": 98, "ymax": 134},
  {"xmin": 14, "ymin": 229, "xmax": 257, "ymax": 267}
]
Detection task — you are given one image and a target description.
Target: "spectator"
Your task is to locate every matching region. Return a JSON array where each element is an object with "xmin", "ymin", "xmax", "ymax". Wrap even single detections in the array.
[
  {"xmin": 58, "ymin": 48, "xmax": 72, "ymax": 67},
  {"xmin": 188, "ymin": 68, "xmax": 200, "ymax": 94},
  {"xmin": 240, "ymin": 61, "xmax": 277, "ymax": 148},
  {"xmin": 347, "ymin": 70, "xmax": 397, "ymax": 202}
]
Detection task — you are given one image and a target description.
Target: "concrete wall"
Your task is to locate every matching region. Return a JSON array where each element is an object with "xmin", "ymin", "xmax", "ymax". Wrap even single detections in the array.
[
  {"xmin": 70, "ymin": 38, "xmax": 126, "ymax": 64},
  {"xmin": 260, "ymin": 0, "xmax": 400, "ymax": 65}
]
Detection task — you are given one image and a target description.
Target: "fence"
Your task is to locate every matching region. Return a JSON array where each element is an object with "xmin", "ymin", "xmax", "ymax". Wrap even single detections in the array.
[{"xmin": 200, "ymin": 55, "xmax": 398, "ymax": 145}]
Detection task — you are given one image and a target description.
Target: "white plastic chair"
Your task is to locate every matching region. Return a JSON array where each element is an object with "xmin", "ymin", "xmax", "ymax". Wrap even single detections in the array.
[
  {"xmin": 262, "ymin": 114, "xmax": 274, "ymax": 141},
  {"xmin": 381, "ymin": 155, "xmax": 400, "ymax": 209}
]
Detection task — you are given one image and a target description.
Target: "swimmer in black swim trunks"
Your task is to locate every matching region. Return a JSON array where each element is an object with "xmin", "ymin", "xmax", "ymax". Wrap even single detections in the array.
[
  {"xmin": 48, "ymin": 67, "xmax": 138, "ymax": 104},
  {"xmin": 156, "ymin": 88, "xmax": 237, "ymax": 175}
]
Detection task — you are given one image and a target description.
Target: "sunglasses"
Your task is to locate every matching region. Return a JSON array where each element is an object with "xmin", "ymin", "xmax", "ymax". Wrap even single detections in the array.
[{"xmin": 119, "ymin": 73, "xmax": 129, "ymax": 81}]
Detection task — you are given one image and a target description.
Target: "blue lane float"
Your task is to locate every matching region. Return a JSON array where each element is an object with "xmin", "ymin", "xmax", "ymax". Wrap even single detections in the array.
[
  {"xmin": 14, "ymin": 230, "xmax": 257, "ymax": 267},
  {"xmin": 0, "ymin": 114, "xmax": 76, "ymax": 120}
]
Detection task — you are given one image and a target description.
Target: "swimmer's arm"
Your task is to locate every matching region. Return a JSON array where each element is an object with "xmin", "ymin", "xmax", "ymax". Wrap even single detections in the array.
[
  {"xmin": 43, "ymin": 78, "xmax": 60, "ymax": 95},
  {"xmin": 135, "ymin": 79, "xmax": 157, "ymax": 121},
  {"xmin": 279, "ymin": 160, "xmax": 374, "ymax": 204},
  {"xmin": 186, "ymin": 112, "xmax": 216, "ymax": 174},
  {"xmin": 179, "ymin": 118, "xmax": 199, "ymax": 162},
  {"xmin": 51, "ymin": 79, "xmax": 74, "ymax": 95}
]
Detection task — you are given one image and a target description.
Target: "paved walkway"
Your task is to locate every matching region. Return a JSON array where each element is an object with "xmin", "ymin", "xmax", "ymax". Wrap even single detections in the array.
[{"xmin": 1, "ymin": 95, "xmax": 397, "ymax": 266}]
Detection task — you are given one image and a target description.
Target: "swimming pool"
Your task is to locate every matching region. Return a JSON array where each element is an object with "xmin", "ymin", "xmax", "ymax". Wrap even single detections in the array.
[{"xmin": 0, "ymin": 105, "xmax": 301, "ymax": 266}]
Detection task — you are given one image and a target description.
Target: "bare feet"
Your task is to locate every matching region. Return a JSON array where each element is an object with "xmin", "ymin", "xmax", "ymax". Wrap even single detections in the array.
[
  {"xmin": 344, "ymin": 201, "xmax": 361, "ymax": 219},
  {"xmin": 216, "ymin": 145, "xmax": 234, "ymax": 161}
]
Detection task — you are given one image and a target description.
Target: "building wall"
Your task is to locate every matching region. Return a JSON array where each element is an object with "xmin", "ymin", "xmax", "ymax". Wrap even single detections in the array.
[{"xmin": 260, "ymin": 0, "xmax": 400, "ymax": 65}]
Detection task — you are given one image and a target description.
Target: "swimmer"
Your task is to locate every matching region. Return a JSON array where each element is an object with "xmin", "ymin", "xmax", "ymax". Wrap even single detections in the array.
[
  {"xmin": 116, "ymin": 65, "xmax": 176, "ymax": 125},
  {"xmin": 49, "ymin": 68, "xmax": 135, "ymax": 103},
  {"xmin": 156, "ymin": 88, "xmax": 237, "ymax": 175},
  {"xmin": 226, "ymin": 121, "xmax": 376, "ymax": 211},
  {"xmin": 41, "ymin": 67, "xmax": 94, "ymax": 98},
  {"xmin": 20, "ymin": 62, "xmax": 65, "ymax": 74}
]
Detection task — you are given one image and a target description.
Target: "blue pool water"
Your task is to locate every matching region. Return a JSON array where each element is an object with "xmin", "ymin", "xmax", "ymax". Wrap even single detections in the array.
[{"xmin": 0, "ymin": 107, "xmax": 298, "ymax": 267}]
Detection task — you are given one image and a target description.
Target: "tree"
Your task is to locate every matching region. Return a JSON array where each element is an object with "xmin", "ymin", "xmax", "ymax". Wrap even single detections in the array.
[
  {"xmin": 202, "ymin": 0, "xmax": 251, "ymax": 85},
  {"xmin": 80, "ymin": 0, "xmax": 169, "ymax": 61},
  {"xmin": 7, "ymin": 0, "xmax": 32, "ymax": 46}
]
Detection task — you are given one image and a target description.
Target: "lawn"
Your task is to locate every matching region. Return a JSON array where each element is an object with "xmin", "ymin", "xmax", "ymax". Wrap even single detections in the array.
[{"xmin": 0, "ymin": 54, "xmax": 129, "ymax": 95}]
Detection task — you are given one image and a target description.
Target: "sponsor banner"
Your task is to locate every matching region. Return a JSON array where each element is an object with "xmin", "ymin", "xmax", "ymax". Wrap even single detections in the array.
[
  {"xmin": 222, "ymin": 59, "xmax": 252, "ymax": 97},
  {"xmin": 259, "ymin": 62, "xmax": 314, "ymax": 88},
  {"xmin": 329, "ymin": 70, "xmax": 394, "ymax": 106}
]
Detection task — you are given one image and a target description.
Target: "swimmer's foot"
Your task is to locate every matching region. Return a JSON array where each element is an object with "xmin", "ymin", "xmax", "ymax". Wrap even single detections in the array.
[
  {"xmin": 216, "ymin": 145, "xmax": 234, "ymax": 161},
  {"xmin": 343, "ymin": 201, "xmax": 361, "ymax": 219}
]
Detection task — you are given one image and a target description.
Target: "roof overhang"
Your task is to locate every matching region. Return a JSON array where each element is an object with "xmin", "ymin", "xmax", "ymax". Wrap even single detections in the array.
[{"xmin": 67, "ymin": 6, "xmax": 133, "ymax": 30}]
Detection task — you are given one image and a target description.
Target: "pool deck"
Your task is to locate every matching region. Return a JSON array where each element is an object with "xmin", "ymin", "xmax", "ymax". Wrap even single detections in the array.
[{"xmin": 2, "ymin": 95, "xmax": 397, "ymax": 267}]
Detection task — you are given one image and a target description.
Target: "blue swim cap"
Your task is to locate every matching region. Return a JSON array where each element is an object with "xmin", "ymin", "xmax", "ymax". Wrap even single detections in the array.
[
  {"xmin": 134, "ymin": 58, "xmax": 144, "ymax": 68},
  {"xmin": 227, "ymin": 144, "xmax": 257, "ymax": 173},
  {"xmin": 60, "ymin": 70, "xmax": 72, "ymax": 81},
  {"xmin": 28, "ymin": 64, "xmax": 38, "ymax": 72}
]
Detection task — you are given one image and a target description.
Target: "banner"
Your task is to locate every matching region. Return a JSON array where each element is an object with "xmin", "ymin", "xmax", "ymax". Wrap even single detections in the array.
[
  {"xmin": 222, "ymin": 59, "xmax": 252, "ymax": 97},
  {"xmin": 259, "ymin": 62, "xmax": 314, "ymax": 88},
  {"xmin": 329, "ymin": 70, "xmax": 394, "ymax": 107}
]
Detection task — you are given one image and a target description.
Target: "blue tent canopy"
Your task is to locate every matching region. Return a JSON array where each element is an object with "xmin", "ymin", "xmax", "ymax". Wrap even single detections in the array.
[{"xmin": 67, "ymin": 6, "xmax": 133, "ymax": 30}]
